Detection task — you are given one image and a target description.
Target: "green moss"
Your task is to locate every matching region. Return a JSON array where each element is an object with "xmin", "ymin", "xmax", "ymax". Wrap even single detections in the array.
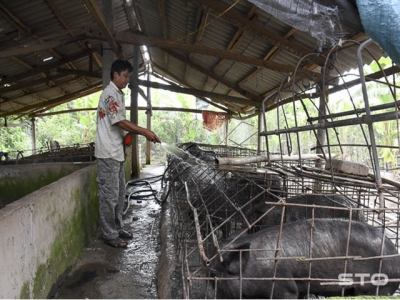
[
  {"xmin": 22, "ymin": 167, "xmax": 99, "ymax": 299},
  {"xmin": 19, "ymin": 282, "xmax": 30, "ymax": 299},
  {"xmin": 0, "ymin": 164, "xmax": 86, "ymax": 208}
]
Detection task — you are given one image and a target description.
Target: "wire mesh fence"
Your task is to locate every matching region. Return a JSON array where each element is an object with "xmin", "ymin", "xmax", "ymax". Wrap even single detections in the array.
[
  {"xmin": 163, "ymin": 145, "xmax": 400, "ymax": 298},
  {"xmin": 154, "ymin": 38, "xmax": 400, "ymax": 299}
]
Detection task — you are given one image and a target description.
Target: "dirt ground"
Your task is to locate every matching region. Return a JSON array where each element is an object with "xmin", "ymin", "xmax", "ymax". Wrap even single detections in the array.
[{"xmin": 50, "ymin": 164, "xmax": 165, "ymax": 299}]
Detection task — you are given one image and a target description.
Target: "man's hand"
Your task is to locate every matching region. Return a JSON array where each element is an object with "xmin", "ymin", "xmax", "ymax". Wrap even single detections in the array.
[
  {"xmin": 143, "ymin": 129, "xmax": 161, "ymax": 143},
  {"xmin": 117, "ymin": 120, "xmax": 161, "ymax": 143}
]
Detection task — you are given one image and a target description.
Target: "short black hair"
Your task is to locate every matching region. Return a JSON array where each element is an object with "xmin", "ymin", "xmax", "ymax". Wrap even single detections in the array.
[{"xmin": 110, "ymin": 59, "xmax": 134, "ymax": 80}]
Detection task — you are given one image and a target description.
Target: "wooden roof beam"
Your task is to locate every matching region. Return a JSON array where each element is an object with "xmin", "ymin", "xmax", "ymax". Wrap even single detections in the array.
[
  {"xmin": 1, "ymin": 49, "xmax": 95, "ymax": 85},
  {"xmin": 0, "ymin": 35, "xmax": 87, "ymax": 58},
  {"xmin": 164, "ymin": 49, "xmax": 263, "ymax": 102},
  {"xmin": 87, "ymin": 29, "xmax": 321, "ymax": 78},
  {"xmin": 239, "ymin": 27, "xmax": 297, "ymax": 88},
  {"xmin": 0, "ymin": 74, "xmax": 72, "ymax": 95},
  {"xmin": 150, "ymin": 71, "xmax": 230, "ymax": 113},
  {"xmin": 46, "ymin": 0, "xmax": 102, "ymax": 69},
  {"xmin": 0, "ymin": 2, "xmax": 84, "ymax": 92},
  {"xmin": 205, "ymin": 5, "xmax": 258, "ymax": 111},
  {"xmin": 136, "ymin": 76, "xmax": 259, "ymax": 107},
  {"xmin": 123, "ymin": 0, "xmax": 138, "ymax": 32},
  {"xmin": 198, "ymin": 0, "xmax": 315, "ymax": 58},
  {"xmin": 0, "ymin": 84, "xmax": 102, "ymax": 118},
  {"xmin": 151, "ymin": 62, "xmax": 253, "ymax": 114},
  {"xmin": 82, "ymin": 0, "xmax": 122, "ymax": 58}
]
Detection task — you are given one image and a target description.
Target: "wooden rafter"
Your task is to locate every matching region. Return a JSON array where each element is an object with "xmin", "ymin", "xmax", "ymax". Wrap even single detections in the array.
[
  {"xmin": 0, "ymin": 84, "xmax": 102, "ymax": 118},
  {"xmin": 205, "ymin": 5, "xmax": 258, "ymax": 112},
  {"xmin": 46, "ymin": 0, "xmax": 102, "ymax": 69},
  {"xmin": 0, "ymin": 74, "xmax": 70, "ymax": 95},
  {"xmin": 153, "ymin": 62, "xmax": 246, "ymax": 113},
  {"xmin": 158, "ymin": 0, "xmax": 169, "ymax": 67},
  {"xmin": 151, "ymin": 72, "xmax": 229, "ymax": 113},
  {"xmin": 151, "ymin": 62, "xmax": 248, "ymax": 114},
  {"xmin": 86, "ymin": 29, "xmax": 321, "ymax": 77},
  {"xmin": 239, "ymin": 27, "xmax": 297, "ymax": 88},
  {"xmin": 123, "ymin": 0, "xmax": 137, "ymax": 32},
  {"xmin": 136, "ymin": 77, "xmax": 260, "ymax": 107},
  {"xmin": 164, "ymin": 49, "xmax": 262, "ymax": 102},
  {"xmin": 81, "ymin": 0, "xmax": 122, "ymax": 58},
  {"xmin": 198, "ymin": 0, "xmax": 315, "ymax": 58},
  {"xmin": 1, "ymin": 49, "xmax": 95, "ymax": 85}
]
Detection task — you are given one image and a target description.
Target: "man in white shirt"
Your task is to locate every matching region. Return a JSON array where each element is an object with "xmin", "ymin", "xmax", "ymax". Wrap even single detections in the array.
[{"xmin": 95, "ymin": 59, "xmax": 161, "ymax": 248}]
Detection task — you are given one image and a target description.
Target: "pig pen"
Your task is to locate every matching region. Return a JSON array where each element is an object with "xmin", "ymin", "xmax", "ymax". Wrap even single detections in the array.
[
  {"xmin": 158, "ymin": 144, "xmax": 400, "ymax": 299},
  {"xmin": 156, "ymin": 40, "xmax": 400, "ymax": 298}
]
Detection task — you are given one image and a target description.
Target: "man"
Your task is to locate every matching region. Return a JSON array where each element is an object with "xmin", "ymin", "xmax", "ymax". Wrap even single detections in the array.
[{"xmin": 95, "ymin": 59, "xmax": 161, "ymax": 248}]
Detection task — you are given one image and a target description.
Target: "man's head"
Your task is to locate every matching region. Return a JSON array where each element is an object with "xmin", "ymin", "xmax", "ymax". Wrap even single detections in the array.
[{"xmin": 110, "ymin": 60, "xmax": 134, "ymax": 90}]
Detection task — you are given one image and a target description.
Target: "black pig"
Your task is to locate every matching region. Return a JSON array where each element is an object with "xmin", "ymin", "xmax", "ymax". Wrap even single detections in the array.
[{"xmin": 207, "ymin": 218, "xmax": 400, "ymax": 298}]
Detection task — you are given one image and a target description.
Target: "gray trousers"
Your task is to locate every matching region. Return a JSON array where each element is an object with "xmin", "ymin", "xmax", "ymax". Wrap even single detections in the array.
[{"xmin": 97, "ymin": 158, "xmax": 126, "ymax": 240}]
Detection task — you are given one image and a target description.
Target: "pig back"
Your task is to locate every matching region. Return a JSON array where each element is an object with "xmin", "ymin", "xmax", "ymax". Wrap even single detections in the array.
[{"xmin": 208, "ymin": 218, "xmax": 400, "ymax": 298}]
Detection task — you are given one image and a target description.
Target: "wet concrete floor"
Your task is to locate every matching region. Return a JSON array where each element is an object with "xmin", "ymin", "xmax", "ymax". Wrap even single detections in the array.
[{"xmin": 51, "ymin": 164, "xmax": 165, "ymax": 299}]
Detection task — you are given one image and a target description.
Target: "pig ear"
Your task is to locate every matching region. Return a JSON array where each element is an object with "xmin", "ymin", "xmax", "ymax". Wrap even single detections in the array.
[{"xmin": 223, "ymin": 243, "xmax": 250, "ymax": 275}]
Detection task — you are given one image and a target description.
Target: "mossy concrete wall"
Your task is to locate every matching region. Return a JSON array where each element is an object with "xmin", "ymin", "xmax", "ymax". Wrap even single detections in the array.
[
  {"xmin": 0, "ymin": 163, "xmax": 99, "ymax": 299},
  {"xmin": 0, "ymin": 163, "xmax": 89, "ymax": 209}
]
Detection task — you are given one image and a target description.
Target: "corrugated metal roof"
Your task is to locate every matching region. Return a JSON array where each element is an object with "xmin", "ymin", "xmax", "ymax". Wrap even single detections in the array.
[{"xmin": 0, "ymin": 0, "xmax": 396, "ymax": 120}]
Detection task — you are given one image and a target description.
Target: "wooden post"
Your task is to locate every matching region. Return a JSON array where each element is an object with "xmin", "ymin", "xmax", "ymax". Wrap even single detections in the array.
[
  {"xmin": 101, "ymin": 0, "xmax": 114, "ymax": 88},
  {"xmin": 130, "ymin": 45, "xmax": 140, "ymax": 179},
  {"xmin": 145, "ymin": 69, "xmax": 151, "ymax": 165},
  {"xmin": 224, "ymin": 116, "xmax": 229, "ymax": 147},
  {"xmin": 31, "ymin": 117, "xmax": 37, "ymax": 155}
]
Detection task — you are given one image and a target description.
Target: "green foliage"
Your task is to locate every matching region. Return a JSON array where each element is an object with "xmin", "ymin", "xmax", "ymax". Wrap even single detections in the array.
[
  {"xmin": 0, "ymin": 116, "xmax": 32, "ymax": 158},
  {"xmin": 137, "ymin": 86, "xmax": 227, "ymax": 146}
]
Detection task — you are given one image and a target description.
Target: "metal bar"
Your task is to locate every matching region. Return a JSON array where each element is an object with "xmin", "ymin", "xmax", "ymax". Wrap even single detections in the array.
[
  {"xmin": 260, "ymin": 110, "xmax": 400, "ymax": 136},
  {"xmin": 357, "ymin": 38, "xmax": 385, "ymax": 213},
  {"xmin": 261, "ymin": 90, "xmax": 278, "ymax": 165},
  {"xmin": 308, "ymin": 100, "xmax": 400, "ymax": 122},
  {"xmin": 190, "ymin": 276, "xmax": 400, "ymax": 283}
]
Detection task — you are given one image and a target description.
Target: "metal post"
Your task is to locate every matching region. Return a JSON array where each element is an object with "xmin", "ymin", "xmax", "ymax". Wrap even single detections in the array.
[
  {"xmin": 257, "ymin": 109, "xmax": 263, "ymax": 155},
  {"xmin": 357, "ymin": 38, "xmax": 385, "ymax": 214}
]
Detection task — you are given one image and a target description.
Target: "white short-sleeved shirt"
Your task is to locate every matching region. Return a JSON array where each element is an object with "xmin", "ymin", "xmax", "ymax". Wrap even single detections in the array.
[{"xmin": 95, "ymin": 81, "xmax": 126, "ymax": 161}]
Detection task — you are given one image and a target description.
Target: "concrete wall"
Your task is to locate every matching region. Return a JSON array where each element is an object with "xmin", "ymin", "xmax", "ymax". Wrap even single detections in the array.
[
  {"xmin": 0, "ymin": 163, "xmax": 99, "ymax": 299},
  {"xmin": 0, "ymin": 163, "xmax": 89, "ymax": 209}
]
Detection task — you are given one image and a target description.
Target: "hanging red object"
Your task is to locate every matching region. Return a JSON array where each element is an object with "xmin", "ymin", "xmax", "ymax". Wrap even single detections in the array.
[{"xmin": 202, "ymin": 111, "xmax": 227, "ymax": 131}]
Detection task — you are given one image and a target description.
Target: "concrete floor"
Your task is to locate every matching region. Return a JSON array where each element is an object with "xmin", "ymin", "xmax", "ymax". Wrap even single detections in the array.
[{"xmin": 50, "ymin": 164, "xmax": 165, "ymax": 299}]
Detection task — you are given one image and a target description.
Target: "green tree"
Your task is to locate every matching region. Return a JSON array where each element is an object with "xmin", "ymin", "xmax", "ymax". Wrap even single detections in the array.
[{"xmin": 73, "ymin": 92, "xmax": 100, "ymax": 144}]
